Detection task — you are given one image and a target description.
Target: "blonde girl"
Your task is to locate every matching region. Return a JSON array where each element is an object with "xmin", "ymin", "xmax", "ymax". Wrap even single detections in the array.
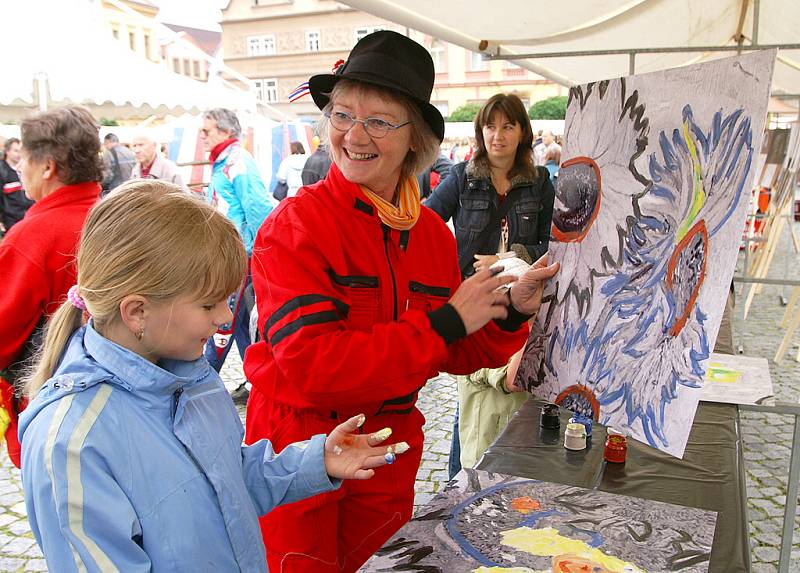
[{"xmin": 20, "ymin": 180, "xmax": 405, "ymax": 573}]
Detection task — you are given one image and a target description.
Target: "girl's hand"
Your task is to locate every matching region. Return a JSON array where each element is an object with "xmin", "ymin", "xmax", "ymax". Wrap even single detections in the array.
[
  {"xmin": 509, "ymin": 254, "xmax": 560, "ymax": 315},
  {"xmin": 324, "ymin": 414, "xmax": 409, "ymax": 480},
  {"xmin": 473, "ymin": 254, "xmax": 499, "ymax": 273}
]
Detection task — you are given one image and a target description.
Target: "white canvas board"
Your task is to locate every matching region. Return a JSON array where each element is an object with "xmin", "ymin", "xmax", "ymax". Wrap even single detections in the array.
[
  {"xmin": 700, "ymin": 352, "xmax": 774, "ymax": 406},
  {"xmin": 514, "ymin": 51, "xmax": 776, "ymax": 458}
]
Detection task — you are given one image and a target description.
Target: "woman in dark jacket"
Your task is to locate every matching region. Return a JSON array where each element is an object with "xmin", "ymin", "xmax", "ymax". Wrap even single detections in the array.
[
  {"xmin": 426, "ymin": 93, "xmax": 555, "ymax": 278},
  {"xmin": 426, "ymin": 93, "xmax": 556, "ymax": 478}
]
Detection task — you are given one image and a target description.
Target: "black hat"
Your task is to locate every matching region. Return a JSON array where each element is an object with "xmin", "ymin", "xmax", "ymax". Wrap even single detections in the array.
[{"xmin": 309, "ymin": 30, "xmax": 445, "ymax": 142}]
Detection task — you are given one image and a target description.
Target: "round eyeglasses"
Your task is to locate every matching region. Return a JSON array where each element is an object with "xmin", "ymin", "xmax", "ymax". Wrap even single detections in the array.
[{"xmin": 325, "ymin": 111, "xmax": 412, "ymax": 139}]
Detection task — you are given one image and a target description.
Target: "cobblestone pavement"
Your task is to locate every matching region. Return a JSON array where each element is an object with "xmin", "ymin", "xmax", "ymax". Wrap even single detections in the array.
[{"xmin": 2, "ymin": 225, "xmax": 800, "ymax": 571}]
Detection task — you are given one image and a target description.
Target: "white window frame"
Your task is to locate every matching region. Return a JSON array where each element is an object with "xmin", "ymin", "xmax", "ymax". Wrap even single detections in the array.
[
  {"xmin": 247, "ymin": 34, "xmax": 276, "ymax": 57},
  {"xmin": 254, "ymin": 78, "xmax": 278, "ymax": 103},
  {"xmin": 305, "ymin": 30, "xmax": 321, "ymax": 52},
  {"xmin": 354, "ymin": 26, "xmax": 383, "ymax": 43},
  {"xmin": 470, "ymin": 51, "xmax": 488, "ymax": 71},
  {"xmin": 430, "ymin": 39, "xmax": 446, "ymax": 73}
]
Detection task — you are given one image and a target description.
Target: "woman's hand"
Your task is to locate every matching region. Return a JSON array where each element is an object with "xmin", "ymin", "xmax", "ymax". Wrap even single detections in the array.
[
  {"xmin": 473, "ymin": 254, "xmax": 499, "ymax": 273},
  {"xmin": 449, "ymin": 268, "xmax": 516, "ymax": 335},
  {"xmin": 324, "ymin": 414, "xmax": 410, "ymax": 480},
  {"xmin": 508, "ymin": 254, "xmax": 560, "ymax": 316}
]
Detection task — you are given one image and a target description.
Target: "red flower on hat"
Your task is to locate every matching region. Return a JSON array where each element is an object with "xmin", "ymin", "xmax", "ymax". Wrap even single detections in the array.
[{"xmin": 332, "ymin": 59, "xmax": 345, "ymax": 73}]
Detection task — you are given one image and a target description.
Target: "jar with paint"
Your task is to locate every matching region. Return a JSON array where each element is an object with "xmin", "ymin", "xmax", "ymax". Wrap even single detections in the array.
[
  {"xmin": 540, "ymin": 403, "xmax": 560, "ymax": 430},
  {"xmin": 569, "ymin": 414, "xmax": 593, "ymax": 439},
  {"xmin": 564, "ymin": 422, "xmax": 587, "ymax": 451},
  {"xmin": 604, "ymin": 434, "xmax": 628, "ymax": 463}
]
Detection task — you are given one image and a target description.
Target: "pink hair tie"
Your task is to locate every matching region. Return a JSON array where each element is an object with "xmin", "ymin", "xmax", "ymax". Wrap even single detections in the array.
[{"xmin": 67, "ymin": 285, "xmax": 87, "ymax": 311}]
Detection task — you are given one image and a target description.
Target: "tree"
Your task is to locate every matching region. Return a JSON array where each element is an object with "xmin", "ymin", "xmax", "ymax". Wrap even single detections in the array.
[
  {"xmin": 528, "ymin": 96, "xmax": 568, "ymax": 120},
  {"xmin": 99, "ymin": 117, "xmax": 120, "ymax": 126},
  {"xmin": 446, "ymin": 103, "xmax": 481, "ymax": 122}
]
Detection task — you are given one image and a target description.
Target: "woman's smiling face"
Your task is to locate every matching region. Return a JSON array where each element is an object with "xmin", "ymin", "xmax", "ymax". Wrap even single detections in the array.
[{"xmin": 328, "ymin": 85, "xmax": 414, "ymax": 201}]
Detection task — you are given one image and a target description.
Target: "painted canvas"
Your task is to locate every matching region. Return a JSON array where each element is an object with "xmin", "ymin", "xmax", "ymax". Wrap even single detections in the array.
[
  {"xmin": 514, "ymin": 51, "xmax": 776, "ymax": 457},
  {"xmin": 359, "ymin": 469, "xmax": 717, "ymax": 573},
  {"xmin": 700, "ymin": 352, "xmax": 774, "ymax": 406}
]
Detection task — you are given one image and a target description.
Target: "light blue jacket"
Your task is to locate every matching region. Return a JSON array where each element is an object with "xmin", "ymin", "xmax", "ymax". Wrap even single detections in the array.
[
  {"xmin": 208, "ymin": 142, "xmax": 273, "ymax": 254},
  {"xmin": 20, "ymin": 323, "xmax": 339, "ymax": 572}
]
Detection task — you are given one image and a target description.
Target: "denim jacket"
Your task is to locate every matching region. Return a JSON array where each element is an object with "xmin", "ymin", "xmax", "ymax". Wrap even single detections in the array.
[{"xmin": 426, "ymin": 158, "xmax": 555, "ymax": 277}]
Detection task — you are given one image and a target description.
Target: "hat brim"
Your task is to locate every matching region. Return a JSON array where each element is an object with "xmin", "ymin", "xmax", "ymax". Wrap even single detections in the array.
[{"xmin": 309, "ymin": 73, "xmax": 445, "ymax": 142}]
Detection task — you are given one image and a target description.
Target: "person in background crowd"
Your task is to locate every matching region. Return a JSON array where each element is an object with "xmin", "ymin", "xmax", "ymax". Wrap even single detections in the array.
[
  {"xmin": 199, "ymin": 107, "xmax": 273, "ymax": 404},
  {"xmin": 426, "ymin": 93, "xmax": 556, "ymax": 478},
  {"xmin": 417, "ymin": 152, "xmax": 453, "ymax": 199},
  {"xmin": 0, "ymin": 137, "xmax": 34, "ymax": 235},
  {"xmin": 276, "ymin": 141, "xmax": 308, "ymax": 198},
  {"xmin": 243, "ymin": 31, "xmax": 559, "ymax": 572},
  {"xmin": 20, "ymin": 180, "xmax": 406, "ymax": 573},
  {"xmin": 301, "ymin": 137, "xmax": 333, "ymax": 186},
  {"xmin": 533, "ymin": 129, "xmax": 560, "ymax": 167},
  {"xmin": 130, "ymin": 133, "xmax": 189, "ymax": 192},
  {"xmin": 101, "ymin": 133, "xmax": 135, "ymax": 196},
  {"xmin": 544, "ymin": 143, "xmax": 561, "ymax": 184},
  {"xmin": 0, "ymin": 105, "xmax": 103, "ymax": 468}
]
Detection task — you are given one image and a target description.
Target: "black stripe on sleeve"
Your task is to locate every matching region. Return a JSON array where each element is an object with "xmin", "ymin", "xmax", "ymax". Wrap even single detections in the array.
[
  {"xmin": 265, "ymin": 294, "xmax": 349, "ymax": 333},
  {"xmin": 269, "ymin": 310, "xmax": 344, "ymax": 347}
]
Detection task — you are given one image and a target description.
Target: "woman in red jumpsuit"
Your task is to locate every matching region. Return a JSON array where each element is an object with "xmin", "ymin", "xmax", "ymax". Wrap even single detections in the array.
[{"xmin": 244, "ymin": 30, "xmax": 559, "ymax": 572}]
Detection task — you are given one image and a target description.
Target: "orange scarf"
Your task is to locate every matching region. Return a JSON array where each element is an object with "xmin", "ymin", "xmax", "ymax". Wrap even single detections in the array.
[{"xmin": 360, "ymin": 177, "xmax": 421, "ymax": 231}]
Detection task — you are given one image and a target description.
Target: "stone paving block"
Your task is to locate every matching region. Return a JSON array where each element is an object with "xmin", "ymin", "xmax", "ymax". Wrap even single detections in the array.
[
  {"xmin": 0, "ymin": 557, "xmax": 25, "ymax": 572},
  {"xmin": 2, "ymin": 536, "xmax": 35, "ymax": 555},
  {"xmin": 24, "ymin": 558, "xmax": 48, "ymax": 572}
]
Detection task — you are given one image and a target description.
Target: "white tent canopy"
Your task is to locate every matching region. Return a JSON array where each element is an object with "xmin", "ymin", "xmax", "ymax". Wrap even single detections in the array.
[
  {"xmin": 0, "ymin": 0, "xmax": 256, "ymax": 121},
  {"xmin": 345, "ymin": 0, "xmax": 800, "ymax": 112}
]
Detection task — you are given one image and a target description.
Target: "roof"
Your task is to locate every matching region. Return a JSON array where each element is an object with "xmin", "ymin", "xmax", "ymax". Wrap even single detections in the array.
[
  {"xmin": 163, "ymin": 23, "xmax": 222, "ymax": 56},
  {"xmin": 344, "ymin": 0, "xmax": 800, "ymax": 111}
]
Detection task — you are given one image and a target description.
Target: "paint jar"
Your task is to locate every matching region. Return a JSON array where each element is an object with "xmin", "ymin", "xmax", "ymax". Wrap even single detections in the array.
[
  {"xmin": 564, "ymin": 423, "xmax": 587, "ymax": 451},
  {"xmin": 540, "ymin": 403, "xmax": 561, "ymax": 430},
  {"xmin": 604, "ymin": 434, "xmax": 628, "ymax": 463},
  {"xmin": 569, "ymin": 414, "xmax": 593, "ymax": 438}
]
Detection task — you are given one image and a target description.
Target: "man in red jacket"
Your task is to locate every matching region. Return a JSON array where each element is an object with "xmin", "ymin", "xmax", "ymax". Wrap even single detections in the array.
[{"xmin": 0, "ymin": 106, "xmax": 103, "ymax": 467}]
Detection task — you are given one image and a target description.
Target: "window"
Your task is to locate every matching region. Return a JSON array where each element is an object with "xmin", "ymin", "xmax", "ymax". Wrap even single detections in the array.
[
  {"xmin": 254, "ymin": 78, "xmax": 278, "ymax": 103},
  {"xmin": 433, "ymin": 101, "xmax": 449, "ymax": 117},
  {"xmin": 193, "ymin": 60, "xmax": 201, "ymax": 78},
  {"xmin": 247, "ymin": 34, "xmax": 276, "ymax": 57},
  {"xmin": 470, "ymin": 51, "xmax": 488, "ymax": 71},
  {"xmin": 129, "ymin": 31, "xmax": 136, "ymax": 51},
  {"xmin": 355, "ymin": 26, "xmax": 383, "ymax": 43},
  {"xmin": 173, "ymin": 58, "xmax": 181, "ymax": 73},
  {"xmin": 111, "ymin": 27, "xmax": 119, "ymax": 40},
  {"xmin": 306, "ymin": 30, "xmax": 321, "ymax": 52},
  {"xmin": 183, "ymin": 59, "xmax": 191, "ymax": 75},
  {"xmin": 144, "ymin": 34, "xmax": 152, "ymax": 59},
  {"xmin": 430, "ymin": 40, "xmax": 446, "ymax": 73}
]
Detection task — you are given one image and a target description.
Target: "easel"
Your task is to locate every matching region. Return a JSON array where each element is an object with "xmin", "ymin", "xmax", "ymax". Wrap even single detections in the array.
[{"xmin": 742, "ymin": 126, "xmax": 800, "ymax": 320}]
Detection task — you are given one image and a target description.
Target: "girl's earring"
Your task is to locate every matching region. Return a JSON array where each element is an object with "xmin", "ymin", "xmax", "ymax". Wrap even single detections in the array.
[{"xmin": 136, "ymin": 327, "xmax": 145, "ymax": 341}]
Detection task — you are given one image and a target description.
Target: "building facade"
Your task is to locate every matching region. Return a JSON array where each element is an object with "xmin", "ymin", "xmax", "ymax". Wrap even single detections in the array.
[
  {"xmin": 220, "ymin": 0, "xmax": 565, "ymax": 121},
  {"xmin": 102, "ymin": 0, "xmax": 161, "ymax": 63}
]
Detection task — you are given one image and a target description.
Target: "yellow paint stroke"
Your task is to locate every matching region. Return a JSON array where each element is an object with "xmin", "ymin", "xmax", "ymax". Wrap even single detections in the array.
[
  {"xmin": 704, "ymin": 363, "xmax": 743, "ymax": 384},
  {"xmin": 676, "ymin": 120, "xmax": 706, "ymax": 243},
  {"xmin": 498, "ymin": 527, "xmax": 646, "ymax": 573}
]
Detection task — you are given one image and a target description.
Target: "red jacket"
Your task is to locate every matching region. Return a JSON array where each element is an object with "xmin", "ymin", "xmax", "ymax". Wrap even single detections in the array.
[
  {"xmin": 0, "ymin": 182, "xmax": 100, "ymax": 373},
  {"xmin": 244, "ymin": 164, "xmax": 527, "ymax": 417}
]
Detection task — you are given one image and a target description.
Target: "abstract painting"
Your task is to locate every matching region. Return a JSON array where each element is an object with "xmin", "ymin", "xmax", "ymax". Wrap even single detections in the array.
[
  {"xmin": 700, "ymin": 352, "xmax": 774, "ymax": 406},
  {"xmin": 359, "ymin": 469, "xmax": 717, "ymax": 573},
  {"xmin": 514, "ymin": 51, "xmax": 775, "ymax": 457}
]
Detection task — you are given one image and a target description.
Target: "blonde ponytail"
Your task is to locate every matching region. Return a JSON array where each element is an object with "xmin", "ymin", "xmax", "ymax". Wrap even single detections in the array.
[{"xmin": 25, "ymin": 301, "xmax": 84, "ymax": 398}]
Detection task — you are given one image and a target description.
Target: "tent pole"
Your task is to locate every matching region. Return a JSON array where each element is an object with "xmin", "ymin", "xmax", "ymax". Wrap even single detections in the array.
[
  {"xmin": 629, "ymin": 53, "xmax": 636, "ymax": 75},
  {"xmin": 752, "ymin": 0, "xmax": 760, "ymax": 45}
]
